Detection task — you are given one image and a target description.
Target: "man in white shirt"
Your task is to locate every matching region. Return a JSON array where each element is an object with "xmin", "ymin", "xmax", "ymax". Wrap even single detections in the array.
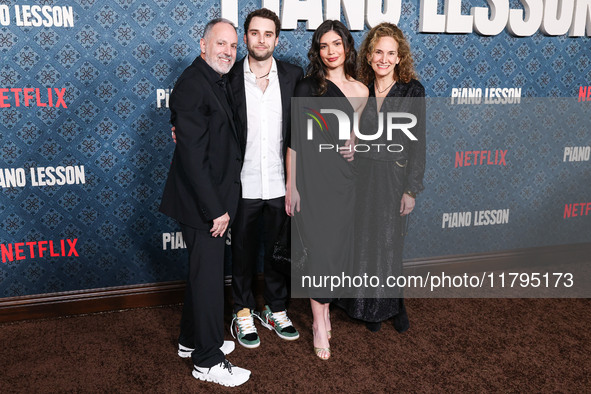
[{"xmin": 228, "ymin": 8, "xmax": 303, "ymax": 348}]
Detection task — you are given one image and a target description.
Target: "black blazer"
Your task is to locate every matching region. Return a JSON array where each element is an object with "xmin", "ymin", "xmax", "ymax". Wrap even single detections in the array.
[
  {"xmin": 228, "ymin": 57, "xmax": 304, "ymax": 159},
  {"xmin": 159, "ymin": 56, "xmax": 242, "ymax": 230}
]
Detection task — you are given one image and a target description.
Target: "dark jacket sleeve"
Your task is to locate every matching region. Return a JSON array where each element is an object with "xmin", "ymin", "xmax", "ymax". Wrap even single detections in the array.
[
  {"xmin": 170, "ymin": 74, "xmax": 225, "ymax": 221},
  {"xmin": 284, "ymin": 64, "xmax": 305, "ymax": 151},
  {"xmin": 290, "ymin": 78, "xmax": 315, "ymax": 153},
  {"xmin": 405, "ymin": 80, "xmax": 426, "ymax": 194},
  {"xmin": 294, "ymin": 77, "xmax": 314, "ymax": 97}
]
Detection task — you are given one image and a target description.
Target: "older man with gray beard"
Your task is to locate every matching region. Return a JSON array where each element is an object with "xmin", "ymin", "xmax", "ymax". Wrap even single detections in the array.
[{"xmin": 159, "ymin": 18, "xmax": 250, "ymax": 388}]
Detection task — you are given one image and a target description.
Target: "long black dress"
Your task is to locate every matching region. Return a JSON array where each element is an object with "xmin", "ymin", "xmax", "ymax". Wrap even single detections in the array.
[
  {"xmin": 291, "ymin": 77, "xmax": 357, "ymax": 302},
  {"xmin": 337, "ymin": 79, "xmax": 426, "ymax": 322}
]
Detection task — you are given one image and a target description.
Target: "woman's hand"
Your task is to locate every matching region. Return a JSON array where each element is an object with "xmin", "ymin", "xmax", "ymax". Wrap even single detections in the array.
[
  {"xmin": 339, "ymin": 134, "xmax": 356, "ymax": 162},
  {"xmin": 400, "ymin": 193, "xmax": 415, "ymax": 216}
]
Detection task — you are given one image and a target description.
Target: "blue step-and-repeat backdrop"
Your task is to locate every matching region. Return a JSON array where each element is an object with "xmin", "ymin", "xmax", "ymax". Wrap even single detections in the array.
[{"xmin": 1, "ymin": 0, "xmax": 590, "ymax": 298}]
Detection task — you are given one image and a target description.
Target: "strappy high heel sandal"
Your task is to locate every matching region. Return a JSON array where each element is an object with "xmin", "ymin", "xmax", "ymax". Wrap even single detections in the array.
[
  {"xmin": 312, "ymin": 326, "xmax": 331, "ymax": 360},
  {"xmin": 314, "ymin": 346, "xmax": 331, "ymax": 360}
]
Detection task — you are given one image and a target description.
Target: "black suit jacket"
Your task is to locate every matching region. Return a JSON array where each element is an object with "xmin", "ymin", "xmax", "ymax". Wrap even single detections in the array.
[
  {"xmin": 228, "ymin": 57, "xmax": 304, "ymax": 160},
  {"xmin": 159, "ymin": 56, "xmax": 242, "ymax": 230}
]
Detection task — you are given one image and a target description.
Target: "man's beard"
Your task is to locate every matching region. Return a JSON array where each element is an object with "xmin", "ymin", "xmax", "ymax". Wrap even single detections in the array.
[
  {"xmin": 206, "ymin": 53, "xmax": 234, "ymax": 74},
  {"xmin": 248, "ymin": 46, "xmax": 273, "ymax": 62}
]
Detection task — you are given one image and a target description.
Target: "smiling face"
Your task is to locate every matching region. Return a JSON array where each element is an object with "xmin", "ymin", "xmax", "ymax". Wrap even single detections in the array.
[
  {"xmin": 244, "ymin": 16, "xmax": 278, "ymax": 62},
  {"xmin": 200, "ymin": 22, "xmax": 238, "ymax": 75},
  {"xmin": 319, "ymin": 30, "xmax": 347, "ymax": 70},
  {"xmin": 369, "ymin": 36, "xmax": 400, "ymax": 80}
]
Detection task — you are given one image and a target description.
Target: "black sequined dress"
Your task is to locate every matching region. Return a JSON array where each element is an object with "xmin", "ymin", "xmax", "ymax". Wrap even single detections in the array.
[{"xmin": 337, "ymin": 79, "xmax": 426, "ymax": 322}]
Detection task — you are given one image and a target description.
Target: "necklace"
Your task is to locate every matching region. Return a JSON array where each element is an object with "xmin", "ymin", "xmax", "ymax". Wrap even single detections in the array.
[
  {"xmin": 376, "ymin": 79, "xmax": 395, "ymax": 94},
  {"xmin": 250, "ymin": 66, "xmax": 270, "ymax": 79}
]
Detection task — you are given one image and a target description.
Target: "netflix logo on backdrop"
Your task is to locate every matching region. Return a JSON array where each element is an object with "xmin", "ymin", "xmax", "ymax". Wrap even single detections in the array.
[
  {"xmin": 454, "ymin": 149, "xmax": 508, "ymax": 168},
  {"xmin": 1, "ymin": 239, "xmax": 79, "ymax": 264},
  {"xmin": 0, "ymin": 87, "xmax": 68, "ymax": 108},
  {"xmin": 579, "ymin": 86, "xmax": 591, "ymax": 102},
  {"xmin": 564, "ymin": 203, "xmax": 591, "ymax": 219}
]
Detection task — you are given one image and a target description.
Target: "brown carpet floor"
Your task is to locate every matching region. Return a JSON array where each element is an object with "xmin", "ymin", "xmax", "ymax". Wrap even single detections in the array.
[{"xmin": 1, "ymin": 297, "xmax": 590, "ymax": 392}]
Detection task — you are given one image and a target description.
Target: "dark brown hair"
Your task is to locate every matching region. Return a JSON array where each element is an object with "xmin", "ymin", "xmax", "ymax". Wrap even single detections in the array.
[
  {"xmin": 357, "ymin": 22, "xmax": 417, "ymax": 85},
  {"xmin": 306, "ymin": 20, "xmax": 357, "ymax": 96},
  {"xmin": 244, "ymin": 8, "xmax": 281, "ymax": 37}
]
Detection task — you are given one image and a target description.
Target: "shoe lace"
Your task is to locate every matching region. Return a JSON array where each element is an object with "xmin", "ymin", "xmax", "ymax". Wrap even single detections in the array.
[
  {"xmin": 230, "ymin": 314, "xmax": 258, "ymax": 338},
  {"xmin": 222, "ymin": 359, "xmax": 233, "ymax": 374},
  {"xmin": 270, "ymin": 310, "xmax": 293, "ymax": 329}
]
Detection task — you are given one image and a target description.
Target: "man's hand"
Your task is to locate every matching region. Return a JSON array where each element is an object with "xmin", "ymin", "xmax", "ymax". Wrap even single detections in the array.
[
  {"xmin": 286, "ymin": 185, "xmax": 300, "ymax": 217},
  {"xmin": 400, "ymin": 193, "xmax": 415, "ymax": 216},
  {"xmin": 171, "ymin": 126, "xmax": 177, "ymax": 143},
  {"xmin": 211, "ymin": 212, "xmax": 230, "ymax": 237}
]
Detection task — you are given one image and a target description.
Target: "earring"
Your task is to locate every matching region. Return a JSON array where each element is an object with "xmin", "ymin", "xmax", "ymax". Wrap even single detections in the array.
[{"xmin": 367, "ymin": 59, "xmax": 372, "ymax": 65}]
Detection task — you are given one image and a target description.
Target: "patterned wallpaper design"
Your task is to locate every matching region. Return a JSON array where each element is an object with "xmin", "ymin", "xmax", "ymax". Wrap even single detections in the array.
[{"xmin": 0, "ymin": 0, "xmax": 589, "ymax": 297}]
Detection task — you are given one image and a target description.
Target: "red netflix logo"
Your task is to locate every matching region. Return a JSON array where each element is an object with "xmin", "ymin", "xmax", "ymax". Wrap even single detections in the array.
[
  {"xmin": 0, "ymin": 88, "xmax": 67, "ymax": 108},
  {"xmin": 564, "ymin": 203, "xmax": 591, "ymax": 218},
  {"xmin": 455, "ymin": 150, "xmax": 507, "ymax": 168},
  {"xmin": 579, "ymin": 86, "xmax": 591, "ymax": 102},
  {"xmin": 1, "ymin": 239, "xmax": 78, "ymax": 263}
]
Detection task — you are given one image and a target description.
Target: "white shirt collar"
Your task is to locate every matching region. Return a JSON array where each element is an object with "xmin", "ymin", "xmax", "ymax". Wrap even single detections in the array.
[{"xmin": 244, "ymin": 56, "xmax": 277, "ymax": 77}]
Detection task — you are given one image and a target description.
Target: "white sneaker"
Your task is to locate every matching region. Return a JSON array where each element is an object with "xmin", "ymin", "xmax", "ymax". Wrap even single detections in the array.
[
  {"xmin": 192, "ymin": 359, "xmax": 251, "ymax": 387},
  {"xmin": 220, "ymin": 340, "xmax": 235, "ymax": 355},
  {"xmin": 220, "ymin": 341, "xmax": 236, "ymax": 356},
  {"xmin": 178, "ymin": 340, "xmax": 235, "ymax": 358}
]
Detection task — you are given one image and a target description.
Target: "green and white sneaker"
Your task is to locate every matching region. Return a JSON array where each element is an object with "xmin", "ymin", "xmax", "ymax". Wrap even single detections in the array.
[
  {"xmin": 261, "ymin": 305, "xmax": 300, "ymax": 341},
  {"xmin": 231, "ymin": 308, "xmax": 260, "ymax": 349}
]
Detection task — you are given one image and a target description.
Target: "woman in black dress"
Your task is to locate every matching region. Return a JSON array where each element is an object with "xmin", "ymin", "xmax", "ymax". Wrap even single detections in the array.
[
  {"xmin": 286, "ymin": 20, "xmax": 368, "ymax": 360},
  {"xmin": 337, "ymin": 23, "xmax": 426, "ymax": 332}
]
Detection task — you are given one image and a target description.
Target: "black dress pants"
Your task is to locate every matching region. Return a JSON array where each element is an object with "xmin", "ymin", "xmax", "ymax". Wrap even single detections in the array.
[
  {"xmin": 231, "ymin": 197, "xmax": 288, "ymax": 313},
  {"xmin": 178, "ymin": 223, "xmax": 225, "ymax": 368}
]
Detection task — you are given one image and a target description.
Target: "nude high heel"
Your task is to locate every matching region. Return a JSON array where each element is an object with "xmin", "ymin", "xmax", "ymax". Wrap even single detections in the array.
[
  {"xmin": 314, "ymin": 346, "xmax": 331, "ymax": 360},
  {"xmin": 312, "ymin": 326, "xmax": 331, "ymax": 360}
]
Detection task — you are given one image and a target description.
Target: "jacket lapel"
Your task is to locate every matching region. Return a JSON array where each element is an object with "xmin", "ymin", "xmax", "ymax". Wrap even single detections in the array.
[
  {"xmin": 195, "ymin": 57, "xmax": 240, "ymax": 145},
  {"xmin": 229, "ymin": 58, "xmax": 248, "ymax": 154},
  {"xmin": 276, "ymin": 60, "xmax": 291, "ymax": 144},
  {"xmin": 214, "ymin": 81, "xmax": 240, "ymax": 144}
]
